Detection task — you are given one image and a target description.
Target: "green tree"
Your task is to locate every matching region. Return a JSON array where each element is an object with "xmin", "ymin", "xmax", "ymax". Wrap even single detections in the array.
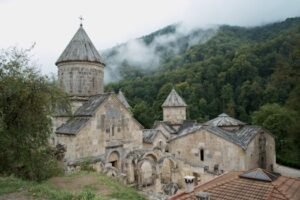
[
  {"xmin": 0, "ymin": 47, "xmax": 70, "ymax": 181},
  {"xmin": 252, "ymin": 104, "xmax": 298, "ymax": 157}
]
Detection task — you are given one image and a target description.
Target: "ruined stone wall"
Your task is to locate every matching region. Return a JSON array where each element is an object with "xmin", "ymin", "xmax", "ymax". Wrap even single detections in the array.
[
  {"xmin": 168, "ymin": 129, "xmax": 246, "ymax": 171},
  {"xmin": 245, "ymin": 132, "xmax": 276, "ymax": 171},
  {"xmin": 163, "ymin": 107, "xmax": 186, "ymax": 124},
  {"xmin": 57, "ymin": 61, "xmax": 104, "ymax": 97}
]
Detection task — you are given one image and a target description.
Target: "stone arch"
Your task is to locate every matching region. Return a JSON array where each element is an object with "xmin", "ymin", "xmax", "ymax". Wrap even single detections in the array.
[
  {"xmin": 158, "ymin": 156, "xmax": 177, "ymax": 184},
  {"xmin": 107, "ymin": 151, "xmax": 121, "ymax": 169},
  {"xmin": 143, "ymin": 152, "xmax": 158, "ymax": 163},
  {"xmin": 137, "ymin": 158, "xmax": 157, "ymax": 187}
]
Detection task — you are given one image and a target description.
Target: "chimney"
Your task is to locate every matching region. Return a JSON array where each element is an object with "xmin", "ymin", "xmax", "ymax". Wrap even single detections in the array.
[
  {"xmin": 196, "ymin": 192, "xmax": 211, "ymax": 200},
  {"xmin": 184, "ymin": 176, "xmax": 195, "ymax": 193}
]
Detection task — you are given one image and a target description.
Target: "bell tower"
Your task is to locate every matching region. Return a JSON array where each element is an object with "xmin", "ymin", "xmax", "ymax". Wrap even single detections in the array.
[
  {"xmin": 56, "ymin": 23, "xmax": 105, "ymax": 97},
  {"xmin": 162, "ymin": 89, "xmax": 187, "ymax": 125}
]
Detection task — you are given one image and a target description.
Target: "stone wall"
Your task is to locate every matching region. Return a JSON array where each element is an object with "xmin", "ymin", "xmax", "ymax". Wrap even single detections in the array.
[
  {"xmin": 168, "ymin": 129, "xmax": 246, "ymax": 171},
  {"xmin": 55, "ymin": 95, "xmax": 143, "ymax": 162},
  {"xmin": 57, "ymin": 61, "xmax": 104, "ymax": 96},
  {"xmin": 163, "ymin": 107, "xmax": 186, "ymax": 124},
  {"xmin": 143, "ymin": 132, "xmax": 167, "ymax": 151},
  {"xmin": 274, "ymin": 163, "xmax": 300, "ymax": 177},
  {"xmin": 245, "ymin": 131, "xmax": 276, "ymax": 171}
]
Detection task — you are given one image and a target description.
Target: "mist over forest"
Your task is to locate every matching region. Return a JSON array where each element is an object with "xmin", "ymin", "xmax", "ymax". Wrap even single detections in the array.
[{"xmin": 104, "ymin": 17, "xmax": 300, "ymax": 167}]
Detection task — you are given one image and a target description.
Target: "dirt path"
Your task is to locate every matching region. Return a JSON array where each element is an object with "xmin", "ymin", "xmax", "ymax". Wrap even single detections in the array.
[
  {"xmin": 0, "ymin": 191, "xmax": 35, "ymax": 200},
  {"xmin": 49, "ymin": 174, "xmax": 112, "ymax": 196}
]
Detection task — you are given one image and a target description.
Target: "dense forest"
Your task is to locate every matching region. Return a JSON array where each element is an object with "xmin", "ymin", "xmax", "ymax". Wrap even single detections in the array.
[{"xmin": 105, "ymin": 17, "xmax": 300, "ymax": 167}]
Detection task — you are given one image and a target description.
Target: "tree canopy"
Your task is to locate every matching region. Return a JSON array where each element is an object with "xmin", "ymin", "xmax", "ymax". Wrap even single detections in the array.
[
  {"xmin": 105, "ymin": 17, "xmax": 300, "ymax": 167},
  {"xmin": 0, "ymin": 47, "xmax": 69, "ymax": 181}
]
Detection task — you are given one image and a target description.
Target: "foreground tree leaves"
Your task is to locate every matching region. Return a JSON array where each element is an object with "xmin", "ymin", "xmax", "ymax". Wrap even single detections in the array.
[{"xmin": 0, "ymin": 47, "xmax": 70, "ymax": 181}]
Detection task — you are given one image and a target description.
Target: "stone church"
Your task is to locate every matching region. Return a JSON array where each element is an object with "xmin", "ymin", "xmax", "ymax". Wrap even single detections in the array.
[{"xmin": 52, "ymin": 24, "xmax": 276, "ymax": 191}]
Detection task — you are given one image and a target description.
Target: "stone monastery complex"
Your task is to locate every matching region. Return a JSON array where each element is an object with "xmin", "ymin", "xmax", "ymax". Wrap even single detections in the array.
[{"xmin": 51, "ymin": 24, "xmax": 299, "ymax": 198}]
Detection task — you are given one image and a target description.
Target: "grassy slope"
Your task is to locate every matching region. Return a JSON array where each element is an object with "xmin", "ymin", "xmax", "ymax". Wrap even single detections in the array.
[{"xmin": 0, "ymin": 172, "xmax": 145, "ymax": 200}]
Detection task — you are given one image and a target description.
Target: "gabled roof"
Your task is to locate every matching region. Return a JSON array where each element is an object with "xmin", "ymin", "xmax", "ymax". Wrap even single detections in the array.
[
  {"xmin": 117, "ymin": 90, "xmax": 131, "ymax": 109},
  {"xmin": 56, "ymin": 93, "xmax": 143, "ymax": 135},
  {"xmin": 56, "ymin": 118, "xmax": 90, "ymax": 135},
  {"xmin": 56, "ymin": 94, "xmax": 110, "ymax": 135},
  {"xmin": 239, "ymin": 168, "xmax": 279, "ymax": 182},
  {"xmin": 74, "ymin": 94, "xmax": 110, "ymax": 116},
  {"xmin": 56, "ymin": 25, "xmax": 104, "ymax": 65},
  {"xmin": 143, "ymin": 129, "xmax": 167, "ymax": 144},
  {"xmin": 153, "ymin": 121, "xmax": 177, "ymax": 134},
  {"xmin": 169, "ymin": 125, "xmax": 263, "ymax": 150},
  {"xmin": 162, "ymin": 89, "xmax": 187, "ymax": 107},
  {"xmin": 204, "ymin": 113, "xmax": 246, "ymax": 127},
  {"xmin": 170, "ymin": 169, "xmax": 300, "ymax": 200}
]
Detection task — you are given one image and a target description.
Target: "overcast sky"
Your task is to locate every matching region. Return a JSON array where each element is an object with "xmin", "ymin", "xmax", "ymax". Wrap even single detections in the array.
[{"xmin": 0, "ymin": 0, "xmax": 299, "ymax": 75}]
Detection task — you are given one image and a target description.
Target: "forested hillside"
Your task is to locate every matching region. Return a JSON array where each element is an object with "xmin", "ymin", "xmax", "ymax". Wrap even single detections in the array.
[{"xmin": 105, "ymin": 17, "xmax": 300, "ymax": 167}]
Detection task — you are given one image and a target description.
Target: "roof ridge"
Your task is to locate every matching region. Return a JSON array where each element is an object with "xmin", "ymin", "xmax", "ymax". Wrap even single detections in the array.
[
  {"xmin": 270, "ymin": 186, "xmax": 290, "ymax": 200},
  {"xmin": 274, "ymin": 177, "xmax": 298, "ymax": 199}
]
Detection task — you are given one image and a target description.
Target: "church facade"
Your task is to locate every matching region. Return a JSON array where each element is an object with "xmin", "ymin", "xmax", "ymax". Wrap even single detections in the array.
[{"xmin": 53, "ymin": 24, "xmax": 276, "ymax": 192}]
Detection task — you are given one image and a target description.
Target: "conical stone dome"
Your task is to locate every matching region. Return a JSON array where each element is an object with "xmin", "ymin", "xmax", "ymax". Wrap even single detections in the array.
[{"xmin": 56, "ymin": 25, "xmax": 105, "ymax": 97}]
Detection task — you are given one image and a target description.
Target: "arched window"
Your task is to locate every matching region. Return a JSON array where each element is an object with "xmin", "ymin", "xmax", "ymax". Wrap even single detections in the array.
[
  {"xmin": 159, "ymin": 140, "xmax": 163, "ymax": 148},
  {"xmin": 200, "ymin": 149, "xmax": 204, "ymax": 161}
]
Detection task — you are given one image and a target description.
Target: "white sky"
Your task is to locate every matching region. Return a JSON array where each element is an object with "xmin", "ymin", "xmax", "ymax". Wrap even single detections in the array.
[{"xmin": 0, "ymin": 0, "xmax": 299, "ymax": 75}]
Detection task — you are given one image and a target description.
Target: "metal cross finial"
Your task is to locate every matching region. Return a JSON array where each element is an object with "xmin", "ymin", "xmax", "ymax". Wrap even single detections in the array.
[{"xmin": 79, "ymin": 16, "xmax": 84, "ymax": 27}]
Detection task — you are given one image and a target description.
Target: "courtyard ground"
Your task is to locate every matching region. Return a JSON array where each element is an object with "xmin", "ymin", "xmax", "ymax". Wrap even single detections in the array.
[{"xmin": 0, "ymin": 172, "xmax": 145, "ymax": 200}]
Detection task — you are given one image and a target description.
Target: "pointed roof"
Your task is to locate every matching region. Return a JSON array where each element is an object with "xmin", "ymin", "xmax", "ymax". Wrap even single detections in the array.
[
  {"xmin": 239, "ymin": 168, "xmax": 279, "ymax": 182},
  {"xmin": 162, "ymin": 89, "xmax": 187, "ymax": 107},
  {"xmin": 56, "ymin": 25, "xmax": 104, "ymax": 65},
  {"xmin": 204, "ymin": 113, "xmax": 246, "ymax": 127},
  {"xmin": 117, "ymin": 90, "xmax": 131, "ymax": 109}
]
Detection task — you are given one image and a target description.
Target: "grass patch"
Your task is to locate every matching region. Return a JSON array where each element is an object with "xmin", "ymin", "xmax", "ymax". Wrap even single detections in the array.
[
  {"xmin": 0, "ymin": 172, "xmax": 145, "ymax": 200},
  {"xmin": 0, "ymin": 176, "xmax": 29, "ymax": 195}
]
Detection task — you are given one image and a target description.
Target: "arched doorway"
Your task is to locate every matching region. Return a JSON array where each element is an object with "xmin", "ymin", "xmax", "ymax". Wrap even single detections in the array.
[
  {"xmin": 137, "ymin": 158, "xmax": 157, "ymax": 187},
  {"xmin": 159, "ymin": 156, "xmax": 177, "ymax": 184},
  {"xmin": 108, "ymin": 151, "xmax": 120, "ymax": 169},
  {"xmin": 143, "ymin": 152, "xmax": 158, "ymax": 163}
]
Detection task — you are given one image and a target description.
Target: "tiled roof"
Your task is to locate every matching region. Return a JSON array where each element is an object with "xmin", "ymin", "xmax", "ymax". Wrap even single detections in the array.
[
  {"xmin": 170, "ymin": 169, "xmax": 300, "ymax": 200},
  {"xmin": 162, "ymin": 89, "xmax": 187, "ymax": 107},
  {"xmin": 56, "ymin": 25, "xmax": 104, "ymax": 65},
  {"xmin": 117, "ymin": 90, "xmax": 131, "ymax": 109},
  {"xmin": 203, "ymin": 113, "xmax": 246, "ymax": 127}
]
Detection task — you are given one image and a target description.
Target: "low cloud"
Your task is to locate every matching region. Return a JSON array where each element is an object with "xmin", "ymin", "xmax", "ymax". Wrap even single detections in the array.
[{"xmin": 103, "ymin": 23, "xmax": 218, "ymax": 83}]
